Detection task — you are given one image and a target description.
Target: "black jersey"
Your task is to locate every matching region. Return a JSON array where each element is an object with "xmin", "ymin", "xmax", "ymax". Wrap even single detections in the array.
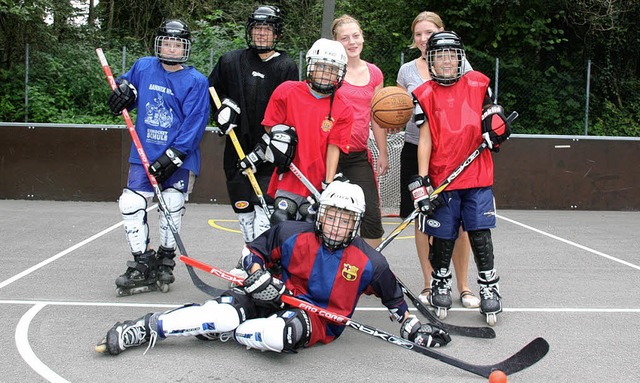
[{"xmin": 209, "ymin": 49, "xmax": 298, "ymax": 173}]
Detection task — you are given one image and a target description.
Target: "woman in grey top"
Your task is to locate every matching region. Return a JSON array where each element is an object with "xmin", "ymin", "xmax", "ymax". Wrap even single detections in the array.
[{"xmin": 396, "ymin": 11, "xmax": 479, "ymax": 309}]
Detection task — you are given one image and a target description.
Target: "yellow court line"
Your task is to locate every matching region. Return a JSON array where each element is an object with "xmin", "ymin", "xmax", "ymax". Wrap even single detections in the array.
[{"xmin": 207, "ymin": 219, "xmax": 241, "ymax": 234}]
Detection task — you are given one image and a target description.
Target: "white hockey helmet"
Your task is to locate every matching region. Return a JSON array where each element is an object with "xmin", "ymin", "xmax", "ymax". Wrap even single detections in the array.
[
  {"xmin": 315, "ymin": 181, "xmax": 365, "ymax": 251},
  {"xmin": 305, "ymin": 38, "xmax": 348, "ymax": 94}
]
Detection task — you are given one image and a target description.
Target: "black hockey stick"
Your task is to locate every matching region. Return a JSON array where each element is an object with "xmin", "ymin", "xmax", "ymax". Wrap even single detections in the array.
[
  {"xmin": 287, "ymin": 154, "xmax": 496, "ymax": 338},
  {"xmin": 96, "ymin": 48, "xmax": 225, "ymax": 298},
  {"xmin": 377, "ymin": 111, "xmax": 519, "ymax": 251},
  {"xmin": 180, "ymin": 255, "xmax": 549, "ymax": 378}
]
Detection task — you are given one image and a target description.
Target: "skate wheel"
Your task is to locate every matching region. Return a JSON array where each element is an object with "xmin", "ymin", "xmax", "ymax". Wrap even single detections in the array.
[
  {"xmin": 486, "ymin": 313, "xmax": 497, "ymax": 326},
  {"xmin": 436, "ymin": 307, "xmax": 448, "ymax": 320},
  {"xmin": 116, "ymin": 287, "xmax": 130, "ymax": 297},
  {"xmin": 159, "ymin": 283, "xmax": 170, "ymax": 293}
]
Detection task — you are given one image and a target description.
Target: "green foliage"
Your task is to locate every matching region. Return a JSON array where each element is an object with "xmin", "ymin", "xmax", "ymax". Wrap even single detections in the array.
[{"xmin": 0, "ymin": 0, "xmax": 638, "ymax": 137}]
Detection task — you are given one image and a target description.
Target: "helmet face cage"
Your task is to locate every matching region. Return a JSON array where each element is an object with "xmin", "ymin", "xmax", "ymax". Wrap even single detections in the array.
[
  {"xmin": 314, "ymin": 181, "xmax": 366, "ymax": 251},
  {"xmin": 315, "ymin": 205, "xmax": 363, "ymax": 251},
  {"xmin": 426, "ymin": 31, "xmax": 465, "ymax": 86},
  {"xmin": 155, "ymin": 19, "xmax": 191, "ymax": 64},
  {"xmin": 246, "ymin": 6, "xmax": 283, "ymax": 52},
  {"xmin": 305, "ymin": 39, "xmax": 347, "ymax": 94}
]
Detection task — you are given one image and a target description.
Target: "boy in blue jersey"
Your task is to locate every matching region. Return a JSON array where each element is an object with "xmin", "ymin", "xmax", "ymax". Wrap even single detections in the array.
[
  {"xmin": 96, "ymin": 181, "xmax": 451, "ymax": 355},
  {"xmin": 107, "ymin": 19, "xmax": 210, "ymax": 296}
]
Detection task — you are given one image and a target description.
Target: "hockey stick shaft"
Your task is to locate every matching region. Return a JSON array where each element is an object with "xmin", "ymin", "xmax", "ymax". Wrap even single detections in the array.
[
  {"xmin": 377, "ymin": 111, "xmax": 519, "ymax": 253},
  {"xmin": 208, "ymin": 86, "xmax": 272, "ymax": 219},
  {"xmin": 96, "ymin": 48, "xmax": 224, "ymax": 297},
  {"xmin": 179, "ymin": 255, "xmax": 549, "ymax": 378}
]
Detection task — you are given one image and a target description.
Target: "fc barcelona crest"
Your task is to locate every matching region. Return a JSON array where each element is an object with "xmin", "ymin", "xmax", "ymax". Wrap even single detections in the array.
[{"xmin": 342, "ymin": 263, "xmax": 359, "ymax": 281}]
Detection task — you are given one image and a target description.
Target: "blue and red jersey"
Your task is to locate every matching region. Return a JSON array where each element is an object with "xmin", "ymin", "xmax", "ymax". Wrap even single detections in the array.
[{"xmin": 245, "ymin": 221, "xmax": 408, "ymax": 346}]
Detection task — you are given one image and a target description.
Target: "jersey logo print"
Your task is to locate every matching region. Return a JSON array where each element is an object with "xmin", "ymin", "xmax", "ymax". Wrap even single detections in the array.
[
  {"xmin": 341, "ymin": 264, "xmax": 359, "ymax": 281},
  {"xmin": 252, "ymin": 71, "xmax": 265, "ymax": 79}
]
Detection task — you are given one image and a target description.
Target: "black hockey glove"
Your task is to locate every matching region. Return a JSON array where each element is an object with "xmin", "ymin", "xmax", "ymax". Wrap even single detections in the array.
[
  {"xmin": 148, "ymin": 147, "xmax": 186, "ymax": 183},
  {"xmin": 243, "ymin": 269, "xmax": 290, "ymax": 309},
  {"xmin": 108, "ymin": 79, "xmax": 137, "ymax": 115},
  {"xmin": 321, "ymin": 172, "xmax": 349, "ymax": 191},
  {"xmin": 481, "ymin": 104, "xmax": 511, "ymax": 152},
  {"xmin": 407, "ymin": 174, "xmax": 443, "ymax": 215},
  {"xmin": 213, "ymin": 98, "xmax": 241, "ymax": 136},
  {"xmin": 263, "ymin": 124, "xmax": 298, "ymax": 174},
  {"xmin": 400, "ymin": 315, "xmax": 451, "ymax": 348},
  {"xmin": 238, "ymin": 142, "xmax": 267, "ymax": 174}
]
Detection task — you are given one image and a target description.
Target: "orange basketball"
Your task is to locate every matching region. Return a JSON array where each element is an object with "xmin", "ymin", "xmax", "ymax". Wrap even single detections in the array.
[{"xmin": 370, "ymin": 86, "xmax": 413, "ymax": 130}]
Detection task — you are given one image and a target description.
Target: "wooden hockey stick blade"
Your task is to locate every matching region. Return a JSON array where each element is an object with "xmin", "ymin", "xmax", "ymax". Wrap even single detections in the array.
[
  {"xmin": 179, "ymin": 255, "xmax": 548, "ymax": 378},
  {"xmin": 399, "ymin": 280, "xmax": 496, "ymax": 339}
]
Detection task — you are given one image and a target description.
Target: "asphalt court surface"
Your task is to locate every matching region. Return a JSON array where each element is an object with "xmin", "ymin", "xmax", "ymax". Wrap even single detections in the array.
[{"xmin": 1, "ymin": 200, "xmax": 639, "ymax": 382}]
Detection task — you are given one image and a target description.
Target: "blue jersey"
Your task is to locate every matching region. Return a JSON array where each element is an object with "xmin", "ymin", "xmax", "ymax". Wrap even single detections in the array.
[
  {"xmin": 120, "ymin": 57, "xmax": 210, "ymax": 175},
  {"xmin": 245, "ymin": 221, "xmax": 408, "ymax": 345}
]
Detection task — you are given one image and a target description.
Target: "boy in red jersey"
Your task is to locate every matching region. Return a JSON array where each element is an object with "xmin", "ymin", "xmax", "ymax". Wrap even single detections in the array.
[
  {"xmin": 250, "ymin": 38, "xmax": 354, "ymax": 225},
  {"xmin": 409, "ymin": 31, "xmax": 511, "ymax": 325},
  {"xmin": 95, "ymin": 181, "xmax": 450, "ymax": 355}
]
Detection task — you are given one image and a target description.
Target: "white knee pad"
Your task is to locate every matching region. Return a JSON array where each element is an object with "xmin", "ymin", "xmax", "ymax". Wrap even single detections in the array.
[
  {"xmin": 158, "ymin": 300, "xmax": 240, "ymax": 338},
  {"xmin": 237, "ymin": 211, "xmax": 256, "ymax": 243},
  {"xmin": 234, "ymin": 310, "xmax": 310, "ymax": 353},
  {"xmin": 254, "ymin": 207, "xmax": 272, "ymax": 238},
  {"xmin": 158, "ymin": 188, "xmax": 186, "ymax": 249},
  {"xmin": 119, "ymin": 188, "xmax": 149, "ymax": 254}
]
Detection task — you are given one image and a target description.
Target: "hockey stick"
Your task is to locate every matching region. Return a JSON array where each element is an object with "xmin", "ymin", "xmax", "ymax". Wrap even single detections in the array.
[
  {"xmin": 96, "ymin": 48, "xmax": 224, "ymax": 298},
  {"xmin": 208, "ymin": 86, "xmax": 272, "ymax": 220},
  {"xmin": 179, "ymin": 255, "xmax": 549, "ymax": 378},
  {"xmin": 285, "ymin": 157, "xmax": 496, "ymax": 338},
  {"xmin": 377, "ymin": 111, "xmax": 519, "ymax": 251}
]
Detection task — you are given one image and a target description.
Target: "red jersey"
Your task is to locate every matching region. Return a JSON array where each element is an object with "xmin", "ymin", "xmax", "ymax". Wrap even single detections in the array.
[
  {"xmin": 262, "ymin": 81, "xmax": 353, "ymax": 197},
  {"xmin": 412, "ymin": 71, "xmax": 493, "ymax": 190}
]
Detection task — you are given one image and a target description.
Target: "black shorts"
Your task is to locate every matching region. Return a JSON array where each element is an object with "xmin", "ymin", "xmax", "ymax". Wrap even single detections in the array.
[
  {"xmin": 225, "ymin": 166, "xmax": 275, "ymax": 214},
  {"xmin": 338, "ymin": 150, "xmax": 384, "ymax": 239},
  {"xmin": 399, "ymin": 142, "xmax": 418, "ymax": 219}
]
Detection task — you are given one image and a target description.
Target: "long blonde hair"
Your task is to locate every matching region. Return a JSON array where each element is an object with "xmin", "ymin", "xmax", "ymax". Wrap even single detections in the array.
[
  {"xmin": 331, "ymin": 14, "xmax": 362, "ymax": 39},
  {"xmin": 409, "ymin": 11, "xmax": 444, "ymax": 49}
]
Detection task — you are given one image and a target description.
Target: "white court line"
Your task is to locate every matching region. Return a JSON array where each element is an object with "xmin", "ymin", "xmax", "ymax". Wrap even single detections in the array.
[
  {"xmin": 497, "ymin": 213, "xmax": 640, "ymax": 271},
  {"xmin": 0, "ymin": 205, "xmax": 158, "ymax": 290},
  {"xmin": 16, "ymin": 304, "xmax": 70, "ymax": 383},
  {"xmin": 2, "ymin": 300, "xmax": 639, "ymax": 314}
]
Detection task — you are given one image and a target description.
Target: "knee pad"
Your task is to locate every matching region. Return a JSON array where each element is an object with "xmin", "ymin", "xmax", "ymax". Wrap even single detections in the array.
[
  {"xmin": 119, "ymin": 188, "xmax": 149, "ymax": 254},
  {"xmin": 253, "ymin": 206, "xmax": 272, "ymax": 238},
  {"xmin": 468, "ymin": 229, "xmax": 495, "ymax": 271},
  {"xmin": 270, "ymin": 196, "xmax": 298, "ymax": 226},
  {"xmin": 238, "ymin": 211, "xmax": 256, "ymax": 243},
  {"xmin": 234, "ymin": 309, "xmax": 311, "ymax": 353},
  {"xmin": 159, "ymin": 188, "xmax": 186, "ymax": 249},
  {"xmin": 429, "ymin": 237, "xmax": 456, "ymax": 271},
  {"xmin": 298, "ymin": 202, "xmax": 316, "ymax": 224},
  {"xmin": 158, "ymin": 298, "xmax": 244, "ymax": 339}
]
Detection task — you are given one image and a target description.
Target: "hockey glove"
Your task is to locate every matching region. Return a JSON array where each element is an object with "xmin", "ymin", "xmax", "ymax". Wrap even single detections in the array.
[
  {"xmin": 408, "ymin": 174, "xmax": 439, "ymax": 215},
  {"xmin": 321, "ymin": 172, "xmax": 350, "ymax": 191},
  {"xmin": 400, "ymin": 315, "xmax": 451, "ymax": 348},
  {"xmin": 148, "ymin": 147, "xmax": 186, "ymax": 183},
  {"xmin": 481, "ymin": 104, "xmax": 511, "ymax": 152},
  {"xmin": 213, "ymin": 98, "xmax": 241, "ymax": 136},
  {"xmin": 108, "ymin": 79, "xmax": 137, "ymax": 115},
  {"xmin": 263, "ymin": 124, "xmax": 298, "ymax": 174},
  {"xmin": 243, "ymin": 269, "xmax": 289, "ymax": 309},
  {"xmin": 238, "ymin": 142, "xmax": 267, "ymax": 174}
]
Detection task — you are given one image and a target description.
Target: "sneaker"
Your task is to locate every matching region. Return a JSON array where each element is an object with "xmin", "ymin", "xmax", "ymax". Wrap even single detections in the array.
[
  {"xmin": 418, "ymin": 287, "xmax": 431, "ymax": 305},
  {"xmin": 460, "ymin": 290, "xmax": 481, "ymax": 308},
  {"xmin": 95, "ymin": 313, "xmax": 158, "ymax": 355}
]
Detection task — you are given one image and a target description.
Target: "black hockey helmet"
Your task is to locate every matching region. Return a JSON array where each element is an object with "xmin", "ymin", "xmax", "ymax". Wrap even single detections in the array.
[
  {"xmin": 245, "ymin": 5, "xmax": 284, "ymax": 53},
  {"xmin": 155, "ymin": 19, "xmax": 192, "ymax": 64},
  {"xmin": 426, "ymin": 31, "xmax": 465, "ymax": 86}
]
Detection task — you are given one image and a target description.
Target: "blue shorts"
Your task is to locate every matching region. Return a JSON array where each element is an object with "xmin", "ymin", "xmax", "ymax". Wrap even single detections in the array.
[
  {"xmin": 126, "ymin": 164, "xmax": 195, "ymax": 197},
  {"xmin": 417, "ymin": 187, "xmax": 496, "ymax": 240}
]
